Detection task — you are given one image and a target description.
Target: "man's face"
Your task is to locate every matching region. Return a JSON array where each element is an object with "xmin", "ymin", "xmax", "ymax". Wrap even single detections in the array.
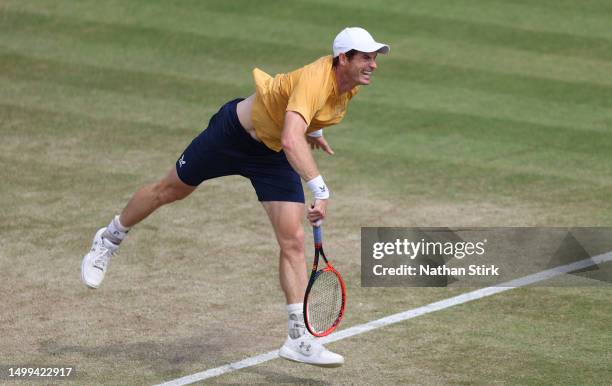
[{"xmin": 343, "ymin": 51, "xmax": 378, "ymax": 86}]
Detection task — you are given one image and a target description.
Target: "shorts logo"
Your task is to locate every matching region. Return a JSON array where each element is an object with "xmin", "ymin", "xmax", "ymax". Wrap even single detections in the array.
[{"xmin": 178, "ymin": 154, "xmax": 186, "ymax": 167}]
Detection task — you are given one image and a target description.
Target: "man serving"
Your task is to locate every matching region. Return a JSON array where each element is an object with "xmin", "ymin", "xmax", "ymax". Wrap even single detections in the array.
[{"xmin": 81, "ymin": 27, "xmax": 389, "ymax": 367}]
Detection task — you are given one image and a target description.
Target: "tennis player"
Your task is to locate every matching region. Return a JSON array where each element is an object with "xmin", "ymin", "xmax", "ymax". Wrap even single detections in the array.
[{"xmin": 81, "ymin": 27, "xmax": 389, "ymax": 367}]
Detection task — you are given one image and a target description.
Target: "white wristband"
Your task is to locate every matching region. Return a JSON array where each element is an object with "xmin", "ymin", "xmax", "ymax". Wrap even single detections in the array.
[
  {"xmin": 306, "ymin": 175, "xmax": 330, "ymax": 199},
  {"xmin": 307, "ymin": 129, "xmax": 323, "ymax": 138}
]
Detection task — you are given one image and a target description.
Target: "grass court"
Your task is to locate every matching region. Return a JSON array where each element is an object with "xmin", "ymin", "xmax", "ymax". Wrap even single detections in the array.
[{"xmin": 1, "ymin": 1, "xmax": 611, "ymax": 384}]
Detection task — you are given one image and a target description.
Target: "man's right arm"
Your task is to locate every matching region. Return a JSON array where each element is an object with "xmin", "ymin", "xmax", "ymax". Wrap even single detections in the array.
[
  {"xmin": 281, "ymin": 111, "xmax": 329, "ymax": 224},
  {"xmin": 281, "ymin": 111, "xmax": 319, "ymax": 180}
]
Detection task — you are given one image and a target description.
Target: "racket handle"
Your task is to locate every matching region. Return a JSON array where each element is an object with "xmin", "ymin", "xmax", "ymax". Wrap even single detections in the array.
[{"xmin": 313, "ymin": 225, "xmax": 322, "ymax": 245}]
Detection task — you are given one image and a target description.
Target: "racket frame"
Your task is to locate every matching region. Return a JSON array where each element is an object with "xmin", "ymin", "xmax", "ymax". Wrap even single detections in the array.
[{"xmin": 303, "ymin": 225, "xmax": 347, "ymax": 337}]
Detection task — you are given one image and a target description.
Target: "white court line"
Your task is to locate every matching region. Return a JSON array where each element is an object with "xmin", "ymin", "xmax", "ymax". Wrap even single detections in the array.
[{"xmin": 155, "ymin": 252, "xmax": 612, "ymax": 386}]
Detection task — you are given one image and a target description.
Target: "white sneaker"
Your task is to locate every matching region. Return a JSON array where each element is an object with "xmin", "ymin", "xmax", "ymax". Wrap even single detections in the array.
[
  {"xmin": 81, "ymin": 227, "xmax": 119, "ymax": 289},
  {"xmin": 279, "ymin": 334, "xmax": 344, "ymax": 368}
]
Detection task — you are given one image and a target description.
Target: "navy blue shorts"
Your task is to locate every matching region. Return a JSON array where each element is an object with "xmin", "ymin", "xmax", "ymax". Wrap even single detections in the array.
[{"xmin": 175, "ymin": 98, "xmax": 305, "ymax": 203}]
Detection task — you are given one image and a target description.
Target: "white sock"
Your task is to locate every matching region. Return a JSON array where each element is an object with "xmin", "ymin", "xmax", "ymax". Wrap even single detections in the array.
[
  {"xmin": 103, "ymin": 215, "xmax": 130, "ymax": 245},
  {"xmin": 287, "ymin": 303, "xmax": 305, "ymax": 339}
]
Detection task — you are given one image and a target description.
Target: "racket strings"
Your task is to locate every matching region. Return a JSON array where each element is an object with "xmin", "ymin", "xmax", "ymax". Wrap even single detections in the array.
[{"xmin": 307, "ymin": 270, "xmax": 343, "ymax": 333}]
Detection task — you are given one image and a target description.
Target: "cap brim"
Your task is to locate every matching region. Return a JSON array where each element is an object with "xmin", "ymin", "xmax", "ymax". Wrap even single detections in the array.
[
  {"xmin": 358, "ymin": 42, "xmax": 390, "ymax": 55},
  {"xmin": 376, "ymin": 44, "xmax": 390, "ymax": 54}
]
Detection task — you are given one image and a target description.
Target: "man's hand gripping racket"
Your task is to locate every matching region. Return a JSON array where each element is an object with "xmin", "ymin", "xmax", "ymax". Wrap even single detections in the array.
[{"xmin": 303, "ymin": 224, "xmax": 347, "ymax": 337}]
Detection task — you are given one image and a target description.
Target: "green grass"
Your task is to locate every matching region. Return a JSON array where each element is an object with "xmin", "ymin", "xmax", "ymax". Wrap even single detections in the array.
[{"xmin": 1, "ymin": 0, "xmax": 611, "ymax": 384}]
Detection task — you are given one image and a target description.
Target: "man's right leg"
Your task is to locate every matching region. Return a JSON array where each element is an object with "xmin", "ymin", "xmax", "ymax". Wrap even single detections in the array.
[
  {"xmin": 261, "ymin": 201, "xmax": 344, "ymax": 367},
  {"xmin": 81, "ymin": 167, "xmax": 195, "ymax": 288}
]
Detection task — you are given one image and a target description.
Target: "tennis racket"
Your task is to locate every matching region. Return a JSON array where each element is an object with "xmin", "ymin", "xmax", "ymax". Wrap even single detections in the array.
[{"xmin": 303, "ymin": 225, "xmax": 346, "ymax": 337}]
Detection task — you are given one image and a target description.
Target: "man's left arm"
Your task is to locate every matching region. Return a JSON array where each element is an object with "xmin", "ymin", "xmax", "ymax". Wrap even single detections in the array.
[{"xmin": 306, "ymin": 130, "xmax": 334, "ymax": 155}]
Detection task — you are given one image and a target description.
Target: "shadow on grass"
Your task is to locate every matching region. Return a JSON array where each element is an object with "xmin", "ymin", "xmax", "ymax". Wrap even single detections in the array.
[
  {"xmin": 234, "ymin": 367, "xmax": 331, "ymax": 385},
  {"xmin": 39, "ymin": 335, "xmax": 235, "ymax": 375}
]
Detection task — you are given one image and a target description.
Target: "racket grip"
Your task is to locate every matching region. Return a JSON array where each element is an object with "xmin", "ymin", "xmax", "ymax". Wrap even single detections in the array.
[{"xmin": 313, "ymin": 225, "xmax": 322, "ymax": 245}]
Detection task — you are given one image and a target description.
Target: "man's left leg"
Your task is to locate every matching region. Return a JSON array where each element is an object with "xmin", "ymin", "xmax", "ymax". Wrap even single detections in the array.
[{"xmin": 261, "ymin": 201, "xmax": 344, "ymax": 367}]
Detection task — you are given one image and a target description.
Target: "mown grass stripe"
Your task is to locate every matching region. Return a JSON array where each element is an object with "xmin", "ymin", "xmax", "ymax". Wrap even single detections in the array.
[
  {"xmin": 379, "ymin": 58, "xmax": 612, "ymax": 109},
  {"xmin": 328, "ymin": 145, "xmax": 612, "ymax": 215},
  {"xmin": 358, "ymin": 82, "xmax": 612, "ymax": 134},
  {"xmin": 0, "ymin": 1, "xmax": 334, "ymax": 54},
  {"xmin": 191, "ymin": 0, "xmax": 612, "ymax": 61},
  {"xmin": 391, "ymin": 37, "xmax": 612, "ymax": 87},
  {"xmin": 0, "ymin": 77, "xmax": 210, "ymax": 129},
  {"xmin": 335, "ymin": 137, "xmax": 612, "ymax": 187},
  {"xmin": 0, "ymin": 52, "xmax": 247, "ymax": 105},
  {"xmin": 346, "ymin": 102, "xmax": 612, "ymax": 156},
  {"xmin": 0, "ymin": 9, "xmax": 323, "ymax": 67},
  {"xmin": 505, "ymin": 0, "xmax": 612, "ymax": 14},
  {"xmin": 394, "ymin": 36, "xmax": 612, "ymax": 85},
  {"xmin": 359, "ymin": 141, "xmax": 612, "ymax": 186},
  {"xmin": 0, "ymin": 103, "xmax": 197, "ymax": 137},
  {"xmin": 309, "ymin": 0, "xmax": 612, "ymax": 40}
]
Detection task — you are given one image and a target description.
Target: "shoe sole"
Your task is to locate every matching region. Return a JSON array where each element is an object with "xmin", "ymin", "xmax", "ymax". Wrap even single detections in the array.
[
  {"xmin": 279, "ymin": 349, "xmax": 344, "ymax": 368},
  {"xmin": 80, "ymin": 254, "xmax": 99, "ymax": 289},
  {"xmin": 80, "ymin": 228, "xmax": 106, "ymax": 289}
]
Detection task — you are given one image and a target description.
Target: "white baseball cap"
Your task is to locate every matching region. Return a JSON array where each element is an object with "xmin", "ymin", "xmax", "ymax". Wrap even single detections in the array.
[{"xmin": 332, "ymin": 27, "xmax": 390, "ymax": 58}]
